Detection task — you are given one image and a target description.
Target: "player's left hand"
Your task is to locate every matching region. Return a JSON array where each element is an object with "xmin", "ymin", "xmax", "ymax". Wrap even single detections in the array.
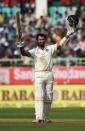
[
  {"xmin": 66, "ymin": 15, "xmax": 79, "ymax": 37},
  {"xmin": 66, "ymin": 21, "xmax": 75, "ymax": 36}
]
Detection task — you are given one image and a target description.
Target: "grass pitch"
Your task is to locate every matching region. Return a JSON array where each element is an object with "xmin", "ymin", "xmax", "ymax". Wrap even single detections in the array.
[
  {"xmin": 0, "ymin": 108, "xmax": 85, "ymax": 131},
  {"xmin": 0, "ymin": 108, "xmax": 85, "ymax": 119},
  {"xmin": 0, "ymin": 123, "xmax": 85, "ymax": 131}
]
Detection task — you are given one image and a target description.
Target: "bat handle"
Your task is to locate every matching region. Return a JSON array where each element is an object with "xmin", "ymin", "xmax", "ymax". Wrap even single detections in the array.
[
  {"xmin": 18, "ymin": 31, "xmax": 22, "ymax": 39},
  {"xmin": 16, "ymin": 31, "xmax": 22, "ymax": 41}
]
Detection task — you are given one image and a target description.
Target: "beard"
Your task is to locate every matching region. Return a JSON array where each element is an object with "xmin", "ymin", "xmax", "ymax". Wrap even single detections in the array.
[{"xmin": 37, "ymin": 43, "xmax": 45, "ymax": 48}]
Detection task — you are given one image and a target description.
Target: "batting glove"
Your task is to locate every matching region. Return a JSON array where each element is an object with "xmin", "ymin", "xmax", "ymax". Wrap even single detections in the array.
[
  {"xmin": 66, "ymin": 21, "xmax": 75, "ymax": 37},
  {"xmin": 16, "ymin": 40, "xmax": 24, "ymax": 48}
]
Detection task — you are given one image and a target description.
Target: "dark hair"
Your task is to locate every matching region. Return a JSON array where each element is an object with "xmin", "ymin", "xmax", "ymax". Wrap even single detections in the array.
[{"xmin": 36, "ymin": 33, "xmax": 46, "ymax": 40}]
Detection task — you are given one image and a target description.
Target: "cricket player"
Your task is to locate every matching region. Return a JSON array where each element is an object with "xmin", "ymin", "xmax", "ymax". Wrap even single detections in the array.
[{"xmin": 16, "ymin": 15, "xmax": 79, "ymax": 123}]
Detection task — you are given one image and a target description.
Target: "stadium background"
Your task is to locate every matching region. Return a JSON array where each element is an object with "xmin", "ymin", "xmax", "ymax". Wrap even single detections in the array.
[{"xmin": 0, "ymin": 0, "xmax": 85, "ymax": 131}]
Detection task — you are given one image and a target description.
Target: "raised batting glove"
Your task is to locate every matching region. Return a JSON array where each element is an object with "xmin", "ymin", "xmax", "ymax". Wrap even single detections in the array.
[
  {"xmin": 59, "ymin": 15, "xmax": 79, "ymax": 46},
  {"xmin": 16, "ymin": 40, "xmax": 24, "ymax": 48},
  {"xmin": 66, "ymin": 21, "xmax": 75, "ymax": 37}
]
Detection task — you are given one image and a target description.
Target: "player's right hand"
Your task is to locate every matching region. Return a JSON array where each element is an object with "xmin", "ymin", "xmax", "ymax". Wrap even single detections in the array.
[{"xmin": 16, "ymin": 40, "xmax": 24, "ymax": 48}]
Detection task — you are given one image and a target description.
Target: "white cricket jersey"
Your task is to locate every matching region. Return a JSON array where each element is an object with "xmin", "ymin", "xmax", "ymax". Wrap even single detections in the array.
[{"xmin": 28, "ymin": 44, "xmax": 57, "ymax": 72}]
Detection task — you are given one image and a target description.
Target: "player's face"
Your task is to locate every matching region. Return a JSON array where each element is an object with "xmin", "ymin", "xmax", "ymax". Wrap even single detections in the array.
[{"xmin": 37, "ymin": 36, "xmax": 46, "ymax": 47}]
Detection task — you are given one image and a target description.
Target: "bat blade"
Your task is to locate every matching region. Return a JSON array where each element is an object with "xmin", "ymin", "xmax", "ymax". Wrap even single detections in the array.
[{"xmin": 15, "ymin": 12, "xmax": 22, "ymax": 39}]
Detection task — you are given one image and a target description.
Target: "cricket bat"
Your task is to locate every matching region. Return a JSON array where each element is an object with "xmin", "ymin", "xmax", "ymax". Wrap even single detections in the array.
[{"xmin": 15, "ymin": 12, "xmax": 22, "ymax": 39}]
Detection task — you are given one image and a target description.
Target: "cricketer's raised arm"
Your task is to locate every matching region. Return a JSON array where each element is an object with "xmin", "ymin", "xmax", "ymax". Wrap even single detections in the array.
[
  {"xmin": 16, "ymin": 40, "xmax": 31, "ymax": 57},
  {"xmin": 15, "ymin": 12, "xmax": 34, "ymax": 57},
  {"xmin": 58, "ymin": 15, "xmax": 79, "ymax": 47}
]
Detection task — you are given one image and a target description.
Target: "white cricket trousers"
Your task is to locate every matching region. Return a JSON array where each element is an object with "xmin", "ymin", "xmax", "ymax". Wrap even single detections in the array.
[{"xmin": 34, "ymin": 71, "xmax": 53, "ymax": 120}]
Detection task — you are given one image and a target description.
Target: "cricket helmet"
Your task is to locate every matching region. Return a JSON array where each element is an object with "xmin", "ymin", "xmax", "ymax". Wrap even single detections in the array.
[{"xmin": 67, "ymin": 15, "xmax": 79, "ymax": 28}]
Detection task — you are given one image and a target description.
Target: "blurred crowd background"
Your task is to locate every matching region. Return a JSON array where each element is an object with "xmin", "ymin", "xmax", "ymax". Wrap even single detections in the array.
[{"xmin": 0, "ymin": 0, "xmax": 85, "ymax": 63}]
